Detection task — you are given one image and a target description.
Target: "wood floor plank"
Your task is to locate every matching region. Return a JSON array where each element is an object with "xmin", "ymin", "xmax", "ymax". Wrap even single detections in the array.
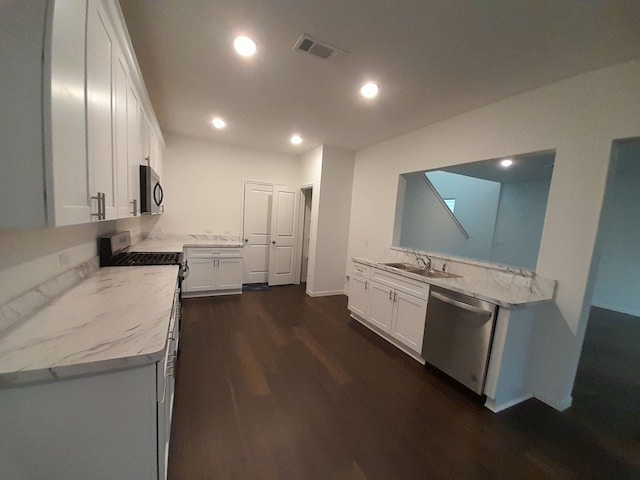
[
  {"xmin": 168, "ymin": 287, "xmax": 640, "ymax": 480},
  {"xmin": 232, "ymin": 331, "xmax": 271, "ymax": 397},
  {"xmin": 292, "ymin": 326, "xmax": 352, "ymax": 385}
]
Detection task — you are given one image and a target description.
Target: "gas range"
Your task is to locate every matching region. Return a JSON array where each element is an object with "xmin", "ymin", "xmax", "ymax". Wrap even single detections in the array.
[{"xmin": 99, "ymin": 232, "xmax": 184, "ymax": 267}]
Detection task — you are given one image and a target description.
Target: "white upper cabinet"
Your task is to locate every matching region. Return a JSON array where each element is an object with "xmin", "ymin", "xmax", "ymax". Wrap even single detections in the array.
[
  {"xmin": 0, "ymin": 0, "xmax": 91, "ymax": 228},
  {"xmin": 48, "ymin": 0, "xmax": 92, "ymax": 226},
  {"xmin": 140, "ymin": 111, "xmax": 163, "ymax": 179},
  {"xmin": 0, "ymin": 0, "xmax": 163, "ymax": 228},
  {"xmin": 86, "ymin": 0, "xmax": 117, "ymax": 221},
  {"xmin": 114, "ymin": 51, "xmax": 132, "ymax": 218},
  {"xmin": 127, "ymin": 85, "xmax": 141, "ymax": 216}
]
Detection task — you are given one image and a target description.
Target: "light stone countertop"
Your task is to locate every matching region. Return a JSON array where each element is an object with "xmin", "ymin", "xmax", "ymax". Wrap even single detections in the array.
[
  {"xmin": 352, "ymin": 257, "xmax": 555, "ymax": 308},
  {"xmin": 131, "ymin": 235, "xmax": 245, "ymax": 253},
  {"xmin": 0, "ymin": 265, "xmax": 179, "ymax": 388}
]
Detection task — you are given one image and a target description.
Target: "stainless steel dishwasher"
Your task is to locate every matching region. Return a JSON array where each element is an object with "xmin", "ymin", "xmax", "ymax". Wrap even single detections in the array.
[{"xmin": 421, "ymin": 286, "xmax": 497, "ymax": 394}]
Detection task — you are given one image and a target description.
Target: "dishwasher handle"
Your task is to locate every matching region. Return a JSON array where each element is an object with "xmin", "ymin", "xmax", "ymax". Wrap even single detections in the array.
[{"xmin": 430, "ymin": 291, "xmax": 493, "ymax": 316}]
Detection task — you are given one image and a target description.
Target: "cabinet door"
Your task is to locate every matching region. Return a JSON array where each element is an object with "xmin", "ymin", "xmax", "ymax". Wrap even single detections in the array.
[
  {"xmin": 113, "ymin": 52, "xmax": 130, "ymax": 218},
  {"xmin": 348, "ymin": 274, "xmax": 370, "ymax": 319},
  {"xmin": 368, "ymin": 281, "xmax": 393, "ymax": 333},
  {"xmin": 126, "ymin": 84, "xmax": 140, "ymax": 215},
  {"xmin": 392, "ymin": 290, "xmax": 428, "ymax": 353},
  {"xmin": 216, "ymin": 258, "xmax": 243, "ymax": 290},
  {"xmin": 86, "ymin": 0, "xmax": 116, "ymax": 220},
  {"xmin": 48, "ymin": 0, "xmax": 91, "ymax": 226},
  {"xmin": 140, "ymin": 111, "xmax": 151, "ymax": 166},
  {"xmin": 183, "ymin": 258, "xmax": 215, "ymax": 293},
  {"xmin": 149, "ymin": 128, "xmax": 162, "ymax": 179}
]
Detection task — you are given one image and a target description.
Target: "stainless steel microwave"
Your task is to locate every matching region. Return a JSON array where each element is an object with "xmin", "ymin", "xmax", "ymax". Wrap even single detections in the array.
[{"xmin": 140, "ymin": 165, "xmax": 164, "ymax": 214}]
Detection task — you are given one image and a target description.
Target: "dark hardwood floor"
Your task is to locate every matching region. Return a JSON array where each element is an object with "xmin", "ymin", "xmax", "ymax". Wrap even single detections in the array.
[
  {"xmin": 564, "ymin": 306, "xmax": 640, "ymax": 471},
  {"xmin": 168, "ymin": 287, "xmax": 640, "ymax": 479}
]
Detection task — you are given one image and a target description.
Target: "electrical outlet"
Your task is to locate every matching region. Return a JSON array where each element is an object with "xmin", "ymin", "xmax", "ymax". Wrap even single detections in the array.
[{"xmin": 59, "ymin": 252, "xmax": 71, "ymax": 267}]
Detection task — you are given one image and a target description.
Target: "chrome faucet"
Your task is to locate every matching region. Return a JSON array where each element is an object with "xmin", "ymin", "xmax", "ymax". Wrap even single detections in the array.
[{"xmin": 416, "ymin": 255, "xmax": 432, "ymax": 270}]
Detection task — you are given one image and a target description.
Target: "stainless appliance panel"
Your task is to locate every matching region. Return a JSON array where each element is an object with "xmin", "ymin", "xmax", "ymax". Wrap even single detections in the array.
[
  {"xmin": 140, "ymin": 165, "xmax": 163, "ymax": 214},
  {"xmin": 422, "ymin": 287, "xmax": 497, "ymax": 394}
]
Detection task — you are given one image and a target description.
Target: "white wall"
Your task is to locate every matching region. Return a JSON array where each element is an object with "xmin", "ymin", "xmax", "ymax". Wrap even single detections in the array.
[
  {"xmin": 299, "ymin": 146, "xmax": 323, "ymax": 294},
  {"xmin": 346, "ymin": 60, "xmax": 640, "ymax": 410},
  {"xmin": 0, "ymin": 215, "xmax": 158, "ymax": 306},
  {"xmin": 156, "ymin": 132, "xmax": 300, "ymax": 235},
  {"xmin": 401, "ymin": 171, "xmax": 501, "ymax": 260},
  {"xmin": 591, "ymin": 142, "xmax": 640, "ymax": 316},
  {"xmin": 491, "ymin": 179, "xmax": 551, "ymax": 269},
  {"xmin": 313, "ymin": 146, "xmax": 354, "ymax": 295}
]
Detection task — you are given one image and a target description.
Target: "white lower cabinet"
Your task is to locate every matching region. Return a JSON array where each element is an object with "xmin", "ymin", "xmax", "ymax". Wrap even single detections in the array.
[
  {"xmin": 368, "ymin": 281, "xmax": 394, "ymax": 332},
  {"xmin": 347, "ymin": 263, "xmax": 372, "ymax": 319},
  {"xmin": 348, "ymin": 262, "xmax": 429, "ymax": 358},
  {"xmin": 0, "ymin": 290, "xmax": 180, "ymax": 480},
  {"xmin": 182, "ymin": 248, "xmax": 243, "ymax": 297},
  {"xmin": 368, "ymin": 281, "xmax": 428, "ymax": 353},
  {"xmin": 390, "ymin": 289, "xmax": 428, "ymax": 352}
]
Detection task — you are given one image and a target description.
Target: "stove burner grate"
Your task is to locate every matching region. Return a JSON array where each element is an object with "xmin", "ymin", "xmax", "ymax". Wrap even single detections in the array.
[{"xmin": 109, "ymin": 252, "xmax": 182, "ymax": 266}]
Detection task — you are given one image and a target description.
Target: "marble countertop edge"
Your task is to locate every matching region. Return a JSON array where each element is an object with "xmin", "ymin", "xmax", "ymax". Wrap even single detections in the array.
[
  {"xmin": 352, "ymin": 257, "xmax": 555, "ymax": 308},
  {"xmin": 0, "ymin": 351, "xmax": 164, "ymax": 390}
]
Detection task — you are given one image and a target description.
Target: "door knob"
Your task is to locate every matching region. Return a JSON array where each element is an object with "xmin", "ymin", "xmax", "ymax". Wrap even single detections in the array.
[
  {"xmin": 272, "ymin": 241, "xmax": 276, "ymax": 244},
  {"xmin": 244, "ymin": 238, "xmax": 248, "ymax": 242}
]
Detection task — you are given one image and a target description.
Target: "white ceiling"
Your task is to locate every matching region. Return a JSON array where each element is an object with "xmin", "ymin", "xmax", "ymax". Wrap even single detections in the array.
[{"xmin": 120, "ymin": 0, "xmax": 640, "ymax": 154}]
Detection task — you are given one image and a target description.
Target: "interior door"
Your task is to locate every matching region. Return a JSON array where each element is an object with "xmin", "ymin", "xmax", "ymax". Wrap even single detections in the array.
[
  {"xmin": 268, "ymin": 185, "xmax": 299, "ymax": 286},
  {"xmin": 242, "ymin": 182, "xmax": 273, "ymax": 283}
]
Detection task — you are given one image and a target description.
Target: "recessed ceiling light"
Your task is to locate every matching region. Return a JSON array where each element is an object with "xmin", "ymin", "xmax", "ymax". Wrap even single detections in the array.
[
  {"xmin": 290, "ymin": 135, "xmax": 302, "ymax": 145},
  {"xmin": 500, "ymin": 159, "xmax": 513, "ymax": 167},
  {"xmin": 234, "ymin": 36, "xmax": 256, "ymax": 57},
  {"xmin": 360, "ymin": 82, "xmax": 379, "ymax": 99},
  {"xmin": 211, "ymin": 117, "xmax": 226, "ymax": 129}
]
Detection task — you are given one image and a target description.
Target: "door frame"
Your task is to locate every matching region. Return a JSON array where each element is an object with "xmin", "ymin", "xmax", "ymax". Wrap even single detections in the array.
[
  {"xmin": 242, "ymin": 179, "xmax": 309, "ymax": 286},
  {"xmin": 241, "ymin": 179, "xmax": 275, "ymax": 284},
  {"xmin": 295, "ymin": 184, "xmax": 313, "ymax": 285}
]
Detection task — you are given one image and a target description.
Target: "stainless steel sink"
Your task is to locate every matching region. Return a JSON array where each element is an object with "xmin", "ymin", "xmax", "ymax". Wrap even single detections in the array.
[
  {"xmin": 413, "ymin": 269, "xmax": 461, "ymax": 279},
  {"xmin": 382, "ymin": 262, "xmax": 462, "ymax": 279},
  {"xmin": 383, "ymin": 262, "xmax": 420, "ymax": 271}
]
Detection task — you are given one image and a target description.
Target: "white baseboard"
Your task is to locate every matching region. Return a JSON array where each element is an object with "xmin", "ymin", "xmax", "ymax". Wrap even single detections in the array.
[
  {"xmin": 484, "ymin": 394, "xmax": 534, "ymax": 413},
  {"xmin": 306, "ymin": 289, "xmax": 346, "ymax": 297},
  {"xmin": 591, "ymin": 301, "xmax": 640, "ymax": 318}
]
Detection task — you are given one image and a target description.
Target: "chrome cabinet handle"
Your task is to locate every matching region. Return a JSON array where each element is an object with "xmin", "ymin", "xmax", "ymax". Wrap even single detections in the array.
[
  {"xmin": 389, "ymin": 290, "xmax": 392, "ymax": 301},
  {"xmin": 393, "ymin": 291, "xmax": 397, "ymax": 303},
  {"xmin": 365, "ymin": 280, "xmax": 368, "ymax": 290},
  {"xmin": 91, "ymin": 193, "xmax": 100, "ymax": 219},
  {"xmin": 130, "ymin": 199, "xmax": 137, "ymax": 216},
  {"xmin": 91, "ymin": 192, "xmax": 106, "ymax": 220}
]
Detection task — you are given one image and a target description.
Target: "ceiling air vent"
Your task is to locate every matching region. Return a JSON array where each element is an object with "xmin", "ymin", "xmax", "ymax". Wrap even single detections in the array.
[{"xmin": 294, "ymin": 34, "xmax": 342, "ymax": 61}]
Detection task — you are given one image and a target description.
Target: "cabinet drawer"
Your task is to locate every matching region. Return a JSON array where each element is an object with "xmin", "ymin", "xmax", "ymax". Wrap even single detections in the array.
[
  {"xmin": 186, "ymin": 247, "xmax": 242, "ymax": 258},
  {"xmin": 352, "ymin": 263, "xmax": 371, "ymax": 278},
  {"xmin": 372, "ymin": 268, "xmax": 429, "ymax": 299}
]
